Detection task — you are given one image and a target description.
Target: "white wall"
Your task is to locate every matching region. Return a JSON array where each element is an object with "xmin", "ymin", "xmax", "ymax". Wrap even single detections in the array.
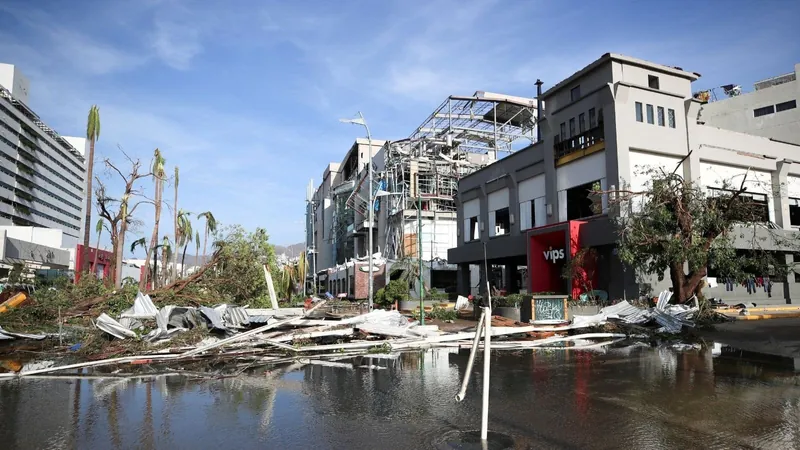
[
  {"xmin": 555, "ymin": 150, "xmax": 606, "ymax": 191},
  {"xmin": 487, "ymin": 188, "xmax": 509, "ymax": 237},
  {"xmin": 788, "ymin": 176, "xmax": 800, "ymax": 198},
  {"xmin": 629, "ymin": 151, "xmax": 683, "ymax": 192},
  {"xmin": 700, "ymin": 162, "xmax": 775, "ymax": 222},
  {"xmin": 462, "ymin": 198, "xmax": 479, "ymax": 241},
  {"xmin": 518, "ymin": 175, "xmax": 546, "ymax": 230}
]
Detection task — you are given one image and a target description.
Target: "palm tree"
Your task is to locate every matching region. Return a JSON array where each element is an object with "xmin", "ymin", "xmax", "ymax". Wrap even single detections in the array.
[
  {"xmin": 193, "ymin": 230, "xmax": 200, "ymax": 274},
  {"xmin": 130, "ymin": 237, "xmax": 147, "ymax": 255},
  {"xmin": 82, "ymin": 105, "xmax": 100, "ymax": 273},
  {"xmin": 176, "ymin": 210, "xmax": 193, "ymax": 277},
  {"xmin": 198, "ymin": 211, "xmax": 217, "ymax": 266},
  {"xmin": 141, "ymin": 149, "xmax": 165, "ymax": 291},
  {"xmin": 160, "ymin": 236, "xmax": 172, "ymax": 287},
  {"xmin": 92, "ymin": 218, "xmax": 104, "ymax": 277},
  {"xmin": 172, "ymin": 166, "xmax": 179, "ymax": 281},
  {"xmin": 114, "ymin": 193, "xmax": 130, "ymax": 288}
]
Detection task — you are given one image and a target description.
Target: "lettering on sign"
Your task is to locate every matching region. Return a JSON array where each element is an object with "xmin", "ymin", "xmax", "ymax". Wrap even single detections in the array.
[
  {"xmin": 534, "ymin": 298, "xmax": 566, "ymax": 321},
  {"xmin": 542, "ymin": 247, "xmax": 565, "ymax": 263}
]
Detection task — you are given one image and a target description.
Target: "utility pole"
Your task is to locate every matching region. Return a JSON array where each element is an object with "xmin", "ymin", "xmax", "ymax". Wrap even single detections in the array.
[{"xmin": 418, "ymin": 176, "xmax": 425, "ymax": 325}]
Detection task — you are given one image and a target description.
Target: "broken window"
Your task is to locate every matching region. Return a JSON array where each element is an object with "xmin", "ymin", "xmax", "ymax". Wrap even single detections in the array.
[
  {"xmin": 566, "ymin": 180, "xmax": 604, "ymax": 220},
  {"xmin": 708, "ymin": 187, "xmax": 769, "ymax": 223},
  {"xmin": 464, "ymin": 216, "xmax": 480, "ymax": 241},
  {"xmin": 491, "ymin": 207, "xmax": 510, "ymax": 237},
  {"xmin": 790, "ymin": 198, "xmax": 800, "ymax": 227}
]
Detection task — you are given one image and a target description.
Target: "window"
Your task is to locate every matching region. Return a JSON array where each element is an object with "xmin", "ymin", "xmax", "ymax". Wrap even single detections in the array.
[
  {"xmin": 790, "ymin": 198, "xmax": 800, "ymax": 227},
  {"xmin": 570, "ymin": 86, "xmax": 581, "ymax": 102},
  {"xmin": 569, "ymin": 118, "xmax": 576, "ymax": 137},
  {"xmin": 560, "ymin": 122, "xmax": 566, "ymax": 141},
  {"xmin": 648, "ymin": 75, "xmax": 660, "ymax": 90},
  {"xmin": 598, "ymin": 108, "xmax": 604, "ymax": 126},
  {"xmin": 646, "ymin": 104, "xmax": 654, "ymax": 124},
  {"xmin": 579, "ymin": 113, "xmax": 586, "ymax": 133},
  {"xmin": 635, "ymin": 102, "xmax": 643, "ymax": 122},
  {"xmin": 465, "ymin": 216, "xmax": 479, "ymax": 241},
  {"xmin": 657, "ymin": 106, "xmax": 665, "ymax": 126},
  {"xmin": 708, "ymin": 187, "xmax": 769, "ymax": 223},
  {"xmin": 520, "ymin": 200, "xmax": 532, "ymax": 230},
  {"xmin": 588, "ymin": 108, "xmax": 596, "ymax": 128},
  {"xmin": 777, "ymin": 100, "xmax": 797, "ymax": 112},
  {"xmin": 492, "ymin": 207, "xmax": 510, "ymax": 236},
  {"xmin": 668, "ymin": 108, "xmax": 676, "ymax": 128},
  {"xmin": 754, "ymin": 105, "xmax": 775, "ymax": 117},
  {"xmin": 566, "ymin": 180, "xmax": 604, "ymax": 220}
]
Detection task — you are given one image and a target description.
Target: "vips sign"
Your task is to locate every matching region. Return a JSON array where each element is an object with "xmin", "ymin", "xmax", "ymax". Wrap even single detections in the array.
[{"xmin": 543, "ymin": 247, "xmax": 565, "ymax": 263}]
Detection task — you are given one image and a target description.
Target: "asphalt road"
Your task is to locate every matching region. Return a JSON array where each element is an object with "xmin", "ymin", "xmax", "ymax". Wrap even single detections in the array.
[{"xmin": 699, "ymin": 317, "xmax": 800, "ymax": 359}]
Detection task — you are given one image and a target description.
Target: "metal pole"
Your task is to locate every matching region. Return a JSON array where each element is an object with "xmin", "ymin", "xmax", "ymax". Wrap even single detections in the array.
[
  {"xmin": 535, "ymin": 79, "xmax": 544, "ymax": 142},
  {"xmin": 455, "ymin": 309, "xmax": 485, "ymax": 401},
  {"xmin": 481, "ymin": 242, "xmax": 492, "ymax": 442},
  {"xmin": 359, "ymin": 111, "xmax": 374, "ymax": 311},
  {"xmin": 418, "ymin": 176, "xmax": 424, "ymax": 325}
]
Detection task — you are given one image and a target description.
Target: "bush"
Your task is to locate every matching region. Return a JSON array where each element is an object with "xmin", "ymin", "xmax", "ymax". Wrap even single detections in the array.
[
  {"xmin": 414, "ymin": 305, "xmax": 457, "ymax": 322},
  {"xmin": 494, "ymin": 293, "xmax": 524, "ymax": 308},
  {"xmin": 384, "ymin": 279, "xmax": 409, "ymax": 302}
]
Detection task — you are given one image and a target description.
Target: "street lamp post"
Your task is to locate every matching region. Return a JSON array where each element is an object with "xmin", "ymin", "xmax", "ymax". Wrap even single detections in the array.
[{"xmin": 340, "ymin": 112, "xmax": 374, "ymax": 310}]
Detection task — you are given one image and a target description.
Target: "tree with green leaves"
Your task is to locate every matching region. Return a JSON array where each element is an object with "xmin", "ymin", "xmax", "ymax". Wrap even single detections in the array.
[
  {"xmin": 611, "ymin": 159, "xmax": 783, "ymax": 303},
  {"xmin": 198, "ymin": 211, "xmax": 217, "ymax": 266},
  {"xmin": 82, "ymin": 105, "xmax": 101, "ymax": 273},
  {"xmin": 177, "ymin": 209, "xmax": 193, "ymax": 277},
  {"xmin": 141, "ymin": 148, "xmax": 166, "ymax": 291}
]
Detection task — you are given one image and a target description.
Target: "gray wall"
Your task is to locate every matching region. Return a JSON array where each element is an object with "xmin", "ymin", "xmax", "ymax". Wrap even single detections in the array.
[{"xmin": 700, "ymin": 64, "xmax": 800, "ymax": 145}]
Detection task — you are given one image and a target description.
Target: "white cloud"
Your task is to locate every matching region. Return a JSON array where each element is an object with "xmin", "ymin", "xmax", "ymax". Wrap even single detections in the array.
[{"xmin": 149, "ymin": 20, "xmax": 203, "ymax": 70}]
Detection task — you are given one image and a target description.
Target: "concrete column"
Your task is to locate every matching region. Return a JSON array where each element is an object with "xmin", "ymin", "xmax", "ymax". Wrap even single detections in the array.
[
  {"xmin": 772, "ymin": 160, "xmax": 792, "ymax": 229},
  {"xmin": 784, "ymin": 253, "xmax": 795, "ymax": 304},
  {"xmin": 507, "ymin": 173, "xmax": 520, "ymax": 236},
  {"xmin": 682, "ymin": 99, "xmax": 703, "ymax": 184},
  {"xmin": 479, "ymin": 184, "xmax": 490, "ymax": 241},
  {"xmin": 544, "ymin": 122, "xmax": 559, "ymax": 225},
  {"xmin": 457, "ymin": 263, "xmax": 470, "ymax": 296},
  {"xmin": 503, "ymin": 263, "xmax": 517, "ymax": 293},
  {"xmin": 478, "ymin": 262, "xmax": 488, "ymax": 301},
  {"xmin": 605, "ymin": 83, "xmax": 631, "ymax": 220}
]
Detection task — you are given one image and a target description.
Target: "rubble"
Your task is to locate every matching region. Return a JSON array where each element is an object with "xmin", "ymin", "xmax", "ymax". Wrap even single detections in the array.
[{"xmin": 0, "ymin": 289, "xmax": 707, "ymax": 379}]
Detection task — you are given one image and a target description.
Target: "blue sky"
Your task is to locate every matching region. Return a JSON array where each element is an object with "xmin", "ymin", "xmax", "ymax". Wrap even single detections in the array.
[{"xmin": 0, "ymin": 0, "xmax": 798, "ymax": 250}]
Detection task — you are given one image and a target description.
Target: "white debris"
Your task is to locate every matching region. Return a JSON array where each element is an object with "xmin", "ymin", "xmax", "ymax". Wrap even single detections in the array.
[
  {"xmin": 96, "ymin": 313, "xmax": 137, "ymax": 339},
  {"xmin": 120, "ymin": 292, "xmax": 159, "ymax": 319}
]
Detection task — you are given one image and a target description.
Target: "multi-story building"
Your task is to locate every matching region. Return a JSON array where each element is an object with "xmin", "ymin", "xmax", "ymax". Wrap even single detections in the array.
[
  {"xmin": 448, "ymin": 53, "xmax": 800, "ymax": 304},
  {"xmin": 307, "ymin": 92, "xmax": 537, "ymax": 298},
  {"xmin": 700, "ymin": 63, "xmax": 799, "ymax": 145},
  {"xmin": 0, "ymin": 63, "xmax": 87, "ymax": 275},
  {"xmin": 0, "ymin": 64, "xmax": 86, "ymax": 245}
]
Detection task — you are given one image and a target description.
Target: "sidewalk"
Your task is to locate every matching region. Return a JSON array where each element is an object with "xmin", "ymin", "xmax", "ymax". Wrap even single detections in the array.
[{"xmin": 698, "ymin": 318, "xmax": 800, "ymax": 361}]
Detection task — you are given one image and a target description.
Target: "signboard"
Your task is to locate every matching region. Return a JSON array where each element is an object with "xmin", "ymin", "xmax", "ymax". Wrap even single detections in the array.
[{"xmin": 521, "ymin": 295, "xmax": 568, "ymax": 323}]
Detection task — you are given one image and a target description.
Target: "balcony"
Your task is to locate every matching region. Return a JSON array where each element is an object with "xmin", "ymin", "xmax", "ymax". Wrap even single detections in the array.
[{"xmin": 554, "ymin": 126, "xmax": 605, "ymax": 166}]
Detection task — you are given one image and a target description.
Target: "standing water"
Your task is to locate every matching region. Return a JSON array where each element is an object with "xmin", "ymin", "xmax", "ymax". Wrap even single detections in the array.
[{"xmin": 1, "ymin": 345, "xmax": 799, "ymax": 449}]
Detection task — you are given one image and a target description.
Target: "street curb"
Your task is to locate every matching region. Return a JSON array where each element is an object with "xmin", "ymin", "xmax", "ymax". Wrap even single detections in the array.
[
  {"xmin": 725, "ymin": 312, "xmax": 800, "ymax": 321},
  {"xmin": 716, "ymin": 306, "xmax": 800, "ymax": 313}
]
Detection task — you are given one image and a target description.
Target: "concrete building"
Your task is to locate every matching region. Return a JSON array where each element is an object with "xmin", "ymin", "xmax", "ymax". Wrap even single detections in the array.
[
  {"xmin": 307, "ymin": 92, "xmax": 537, "ymax": 298},
  {"xmin": 448, "ymin": 53, "xmax": 800, "ymax": 304},
  {"xmin": 0, "ymin": 63, "xmax": 87, "ymax": 246},
  {"xmin": 700, "ymin": 63, "xmax": 799, "ymax": 145}
]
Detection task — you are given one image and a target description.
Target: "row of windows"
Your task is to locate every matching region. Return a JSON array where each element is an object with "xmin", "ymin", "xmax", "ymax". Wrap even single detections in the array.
[
  {"xmin": 0, "ymin": 103, "xmax": 86, "ymax": 173},
  {"xmin": 0, "ymin": 119, "xmax": 85, "ymax": 182},
  {"xmin": 0, "ymin": 178, "xmax": 80, "ymax": 221},
  {"xmin": 0, "ymin": 131, "xmax": 85, "ymax": 193},
  {"xmin": 0, "ymin": 197, "xmax": 80, "ymax": 232},
  {"xmin": 558, "ymin": 107, "xmax": 604, "ymax": 141},
  {"xmin": 635, "ymin": 102, "xmax": 676, "ymax": 128},
  {"xmin": 0, "ymin": 140, "xmax": 84, "ymax": 202},
  {"xmin": 753, "ymin": 100, "xmax": 797, "ymax": 118},
  {"xmin": 0, "ymin": 165, "xmax": 82, "ymax": 213}
]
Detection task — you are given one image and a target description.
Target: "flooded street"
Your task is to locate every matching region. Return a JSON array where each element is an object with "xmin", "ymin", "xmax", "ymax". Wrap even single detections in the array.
[{"xmin": 2, "ymin": 345, "xmax": 800, "ymax": 449}]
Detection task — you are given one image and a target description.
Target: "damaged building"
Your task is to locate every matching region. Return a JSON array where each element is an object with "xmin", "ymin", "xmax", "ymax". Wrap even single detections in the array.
[{"xmin": 306, "ymin": 92, "xmax": 538, "ymax": 297}]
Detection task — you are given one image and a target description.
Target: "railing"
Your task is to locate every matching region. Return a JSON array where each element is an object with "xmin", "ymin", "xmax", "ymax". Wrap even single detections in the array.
[{"xmin": 554, "ymin": 126, "xmax": 605, "ymax": 160}]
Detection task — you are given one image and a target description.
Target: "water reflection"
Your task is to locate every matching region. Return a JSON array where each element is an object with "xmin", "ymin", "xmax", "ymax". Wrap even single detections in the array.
[{"xmin": 0, "ymin": 345, "xmax": 798, "ymax": 449}]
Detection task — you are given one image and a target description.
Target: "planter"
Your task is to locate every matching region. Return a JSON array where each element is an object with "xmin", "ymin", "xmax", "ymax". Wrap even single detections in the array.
[
  {"xmin": 494, "ymin": 306, "xmax": 521, "ymax": 322},
  {"xmin": 398, "ymin": 300, "xmax": 441, "ymax": 312}
]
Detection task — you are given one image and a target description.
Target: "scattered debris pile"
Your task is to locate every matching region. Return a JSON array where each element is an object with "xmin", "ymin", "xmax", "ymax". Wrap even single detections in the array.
[{"xmin": 0, "ymin": 289, "xmax": 707, "ymax": 378}]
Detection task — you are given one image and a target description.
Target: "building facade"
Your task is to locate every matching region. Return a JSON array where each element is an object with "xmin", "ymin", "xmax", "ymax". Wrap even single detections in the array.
[
  {"xmin": 448, "ymin": 53, "xmax": 800, "ymax": 304},
  {"xmin": 307, "ymin": 92, "xmax": 537, "ymax": 298},
  {"xmin": 700, "ymin": 63, "xmax": 799, "ymax": 145},
  {"xmin": 0, "ymin": 64, "xmax": 87, "ymax": 245}
]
